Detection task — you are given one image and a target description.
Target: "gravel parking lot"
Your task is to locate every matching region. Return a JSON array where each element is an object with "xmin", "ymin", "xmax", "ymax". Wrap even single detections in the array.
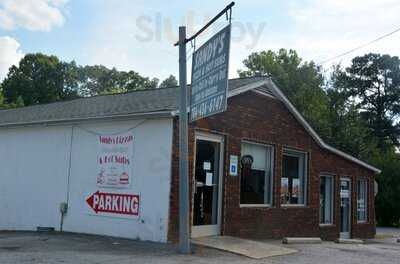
[{"xmin": 0, "ymin": 231, "xmax": 398, "ymax": 264}]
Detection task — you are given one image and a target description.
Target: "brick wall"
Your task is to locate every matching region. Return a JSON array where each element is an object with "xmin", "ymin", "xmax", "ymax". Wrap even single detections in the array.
[{"xmin": 168, "ymin": 90, "xmax": 376, "ymax": 242}]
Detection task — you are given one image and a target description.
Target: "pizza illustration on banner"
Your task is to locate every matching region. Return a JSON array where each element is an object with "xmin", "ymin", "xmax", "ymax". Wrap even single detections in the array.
[{"xmin": 97, "ymin": 132, "xmax": 133, "ymax": 189}]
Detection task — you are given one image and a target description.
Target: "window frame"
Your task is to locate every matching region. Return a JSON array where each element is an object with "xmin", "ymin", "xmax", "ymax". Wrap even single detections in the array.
[
  {"xmin": 357, "ymin": 178, "xmax": 368, "ymax": 223},
  {"xmin": 319, "ymin": 174, "xmax": 335, "ymax": 225},
  {"xmin": 281, "ymin": 148, "xmax": 308, "ymax": 207},
  {"xmin": 239, "ymin": 140, "xmax": 275, "ymax": 208}
]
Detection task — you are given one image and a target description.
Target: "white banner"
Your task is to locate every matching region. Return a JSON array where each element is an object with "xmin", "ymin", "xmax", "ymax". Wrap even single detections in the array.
[{"xmin": 97, "ymin": 132, "xmax": 133, "ymax": 189}]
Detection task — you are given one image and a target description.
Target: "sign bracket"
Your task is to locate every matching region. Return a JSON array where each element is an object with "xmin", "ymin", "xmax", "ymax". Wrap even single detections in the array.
[
  {"xmin": 174, "ymin": 2, "xmax": 235, "ymax": 46},
  {"xmin": 175, "ymin": 2, "xmax": 235, "ymax": 255}
]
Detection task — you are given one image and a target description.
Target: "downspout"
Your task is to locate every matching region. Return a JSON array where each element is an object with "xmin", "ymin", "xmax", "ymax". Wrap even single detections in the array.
[{"xmin": 60, "ymin": 125, "xmax": 74, "ymax": 232}]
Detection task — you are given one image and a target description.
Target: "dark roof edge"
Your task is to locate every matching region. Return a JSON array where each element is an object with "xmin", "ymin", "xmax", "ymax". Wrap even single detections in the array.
[
  {"xmin": 205, "ymin": 77, "xmax": 380, "ymax": 173},
  {"xmin": 0, "ymin": 76, "xmax": 268, "ymax": 114},
  {"xmin": 0, "ymin": 86, "xmax": 179, "ymax": 114},
  {"xmin": 171, "ymin": 78, "xmax": 271, "ymax": 116},
  {"xmin": 266, "ymin": 78, "xmax": 381, "ymax": 174},
  {"xmin": 0, "ymin": 110, "xmax": 173, "ymax": 128}
]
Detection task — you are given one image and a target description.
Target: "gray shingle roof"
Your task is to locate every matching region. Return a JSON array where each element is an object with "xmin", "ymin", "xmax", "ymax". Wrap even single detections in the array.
[
  {"xmin": 0, "ymin": 75, "xmax": 380, "ymax": 173},
  {"xmin": 0, "ymin": 76, "xmax": 268, "ymax": 126}
]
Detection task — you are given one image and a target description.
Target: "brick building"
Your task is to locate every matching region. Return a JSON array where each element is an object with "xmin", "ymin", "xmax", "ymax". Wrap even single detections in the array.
[
  {"xmin": 0, "ymin": 76, "xmax": 379, "ymax": 242},
  {"xmin": 169, "ymin": 76, "xmax": 379, "ymax": 241}
]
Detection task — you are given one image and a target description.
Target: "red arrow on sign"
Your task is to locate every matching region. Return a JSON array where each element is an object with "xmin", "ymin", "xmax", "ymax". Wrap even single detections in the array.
[{"xmin": 86, "ymin": 191, "xmax": 139, "ymax": 216}]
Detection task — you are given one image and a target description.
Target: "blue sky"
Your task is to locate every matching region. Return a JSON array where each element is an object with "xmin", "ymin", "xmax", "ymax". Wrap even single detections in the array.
[{"xmin": 1, "ymin": 0, "xmax": 400, "ymax": 81}]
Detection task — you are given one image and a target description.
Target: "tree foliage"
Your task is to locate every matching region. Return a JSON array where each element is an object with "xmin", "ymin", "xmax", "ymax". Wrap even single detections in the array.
[
  {"xmin": 78, "ymin": 65, "xmax": 159, "ymax": 96},
  {"xmin": 333, "ymin": 53, "xmax": 400, "ymax": 150},
  {"xmin": 0, "ymin": 87, "xmax": 24, "ymax": 110},
  {"xmin": 238, "ymin": 49, "xmax": 331, "ymax": 141},
  {"xmin": 1, "ymin": 50, "xmax": 399, "ymax": 226},
  {"xmin": 325, "ymin": 65, "xmax": 380, "ymax": 160},
  {"xmin": 159, "ymin": 75, "xmax": 178, "ymax": 88},
  {"xmin": 2, "ymin": 54, "xmax": 79, "ymax": 106},
  {"xmin": 239, "ymin": 50, "xmax": 400, "ymax": 226},
  {"xmin": 1, "ymin": 53, "xmax": 166, "ymax": 105},
  {"xmin": 370, "ymin": 150, "xmax": 400, "ymax": 226},
  {"xmin": 331, "ymin": 54, "xmax": 400, "ymax": 226}
]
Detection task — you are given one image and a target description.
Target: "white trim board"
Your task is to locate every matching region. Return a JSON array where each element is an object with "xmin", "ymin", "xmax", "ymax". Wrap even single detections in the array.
[
  {"xmin": 265, "ymin": 78, "xmax": 380, "ymax": 174},
  {"xmin": 173, "ymin": 77, "xmax": 380, "ymax": 174}
]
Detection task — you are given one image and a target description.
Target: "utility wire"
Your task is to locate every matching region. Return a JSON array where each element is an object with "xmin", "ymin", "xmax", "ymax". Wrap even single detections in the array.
[
  {"xmin": 317, "ymin": 26, "xmax": 400, "ymax": 65},
  {"xmin": 76, "ymin": 119, "xmax": 147, "ymax": 136}
]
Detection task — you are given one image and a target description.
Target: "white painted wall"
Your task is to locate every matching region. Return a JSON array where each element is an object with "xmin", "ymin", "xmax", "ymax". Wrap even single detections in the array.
[
  {"xmin": 0, "ymin": 118, "xmax": 173, "ymax": 242},
  {"xmin": 0, "ymin": 126, "xmax": 70, "ymax": 230}
]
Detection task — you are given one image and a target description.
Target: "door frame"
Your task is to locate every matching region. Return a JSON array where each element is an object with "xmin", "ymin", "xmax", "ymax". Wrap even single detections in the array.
[
  {"xmin": 340, "ymin": 177, "xmax": 352, "ymax": 239},
  {"xmin": 191, "ymin": 132, "xmax": 224, "ymax": 238}
]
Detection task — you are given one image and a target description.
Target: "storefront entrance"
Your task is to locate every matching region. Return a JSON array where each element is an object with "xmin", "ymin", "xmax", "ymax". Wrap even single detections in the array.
[
  {"xmin": 191, "ymin": 133, "xmax": 224, "ymax": 238},
  {"xmin": 340, "ymin": 178, "xmax": 351, "ymax": 239}
]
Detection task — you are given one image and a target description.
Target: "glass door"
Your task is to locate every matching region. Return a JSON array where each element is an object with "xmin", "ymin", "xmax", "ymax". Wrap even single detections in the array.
[
  {"xmin": 340, "ymin": 178, "xmax": 351, "ymax": 239},
  {"xmin": 192, "ymin": 134, "xmax": 223, "ymax": 238}
]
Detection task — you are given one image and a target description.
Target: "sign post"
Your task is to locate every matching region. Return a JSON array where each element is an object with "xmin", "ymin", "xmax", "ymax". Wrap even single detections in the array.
[
  {"xmin": 178, "ymin": 26, "xmax": 190, "ymax": 254},
  {"xmin": 175, "ymin": 2, "xmax": 234, "ymax": 254}
]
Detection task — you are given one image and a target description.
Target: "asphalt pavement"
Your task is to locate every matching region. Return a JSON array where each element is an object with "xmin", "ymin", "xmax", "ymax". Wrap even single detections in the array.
[{"xmin": 0, "ymin": 230, "xmax": 398, "ymax": 264}]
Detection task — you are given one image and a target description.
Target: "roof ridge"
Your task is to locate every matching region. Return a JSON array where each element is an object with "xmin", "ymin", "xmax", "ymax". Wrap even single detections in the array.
[
  {"xmin": 0, "ymin": 76, "xmax": 268, "ymax": 112},
  {"xmin": 0, "ymin": 86, "xmax": 179, "ymax": 113}
]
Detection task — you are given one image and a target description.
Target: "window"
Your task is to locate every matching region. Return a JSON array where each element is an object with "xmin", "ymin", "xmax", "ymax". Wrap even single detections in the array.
[
  {"xmin": 281, "ymin": 149, "xmax": 307, "ymax": 205},
  {"xmin": 240, "ymin": 142, "xmax": 274, "ymax": 205},
  {"xmin": 357, "ymin": 178, "xmax": 368, "ymax": 222},
  {"xmin": 320, "ymin": 175, "xmax": 334, "ymax": 224}
]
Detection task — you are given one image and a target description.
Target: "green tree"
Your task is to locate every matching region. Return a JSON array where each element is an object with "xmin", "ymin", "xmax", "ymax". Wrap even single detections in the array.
[
  {"xmin": 159, "ymin": 75, "xmax": 178, "ymax": 88},
  {"xmin": 1, "ymin": 53, "xmax": 79, "ymax": 106},
  {"xmin": 146, "ymin": 77, "xmax": 159, "ymax": 89},
  {"xmin": 326, "ymin": 65, "xmax": 379, "ymax": 160},
  {"xmin": 1, "ymin": 53, "xmax": 169, "ymax": 103},
  {"xmin": 78, "ymin": 65, "xmax": 122, "ymax": 96},
  {"xmin": 238, "ymin": 49, "xmax": 331, "ymax": 139},
  {"xmin": 370, "ymin": 150, "xmax": 400, "ymax": 226},
  {"xmin": 331, "ymin": 59, "xmax": 400, "ymax": 227},
  {"xmin": 0, "ymin": 87, "xmax": 24, "ymax": 109},
  {"xmin": 78, "ymin": 66, "xmax": 159, "ymax": 96},
  {"xmin": 334, "ymin": 53, "xmax": 400, "ymax": 150}
]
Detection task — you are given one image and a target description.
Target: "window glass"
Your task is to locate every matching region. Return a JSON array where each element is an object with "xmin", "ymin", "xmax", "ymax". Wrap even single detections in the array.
[
  {"xmin": 240, "ymin": 143, "xmax": 273, "ymax": 205},
  {"xmin": 320, "ymin": 176, "xmax": 334, "ymax": 224},
  {"xmin": 281, "ymin": 150, "xmax": 307, "ymax": 205},
  {"xmin": 357, "ymin": 179, "xmax": 368, "ymax": 222}
]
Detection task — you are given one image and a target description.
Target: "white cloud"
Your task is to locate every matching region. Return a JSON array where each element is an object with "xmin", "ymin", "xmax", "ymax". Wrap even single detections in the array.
[
  {"xmin": 0, "ymin": 0, "xmax": 68, "ymax": 31},
  {"xmin": 286, "ymin": 0, "xmax": 400, "ymax": 66},
  {"xmin": 0, "ymin": 36, "xmax": 23, "ymax": 80},
  {"xmin": 82, "ymin": 0, "xmax": 400, "ymax": 80},
  {"xmin": 84, "ymin": 1, "xmax": 269, "ymax": 80}
]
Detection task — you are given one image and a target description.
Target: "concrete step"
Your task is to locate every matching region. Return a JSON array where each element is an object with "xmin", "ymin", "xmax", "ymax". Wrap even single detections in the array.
[
  {"xmin": 335, "ymin": 238, "xmax": 364, "ymax": 244},
  {"xmin": 193, "ymin": 236, "xmax": 298, "ymax": 259},
  {"xmin": 282, "ymin": 237, "xmax": 322, "ymax": 244}
]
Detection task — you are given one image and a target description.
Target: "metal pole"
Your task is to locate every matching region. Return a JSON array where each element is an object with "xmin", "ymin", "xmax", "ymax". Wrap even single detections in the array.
[{"xmin": 178, "ymin": 26, "xmax": 190, "ymax": 254}]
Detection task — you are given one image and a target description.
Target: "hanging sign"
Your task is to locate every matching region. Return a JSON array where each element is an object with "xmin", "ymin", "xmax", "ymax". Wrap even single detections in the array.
[
  {"xmin": 97, "ymin": 132, "xmax": 133, "ymax": 188},
  {"xmin": 190, "ymin": 24, "xmax": 231, "ymax": 121},
  {"xmin": 86, "ymin": 191, "xmax": 139, "ymax": 216}
]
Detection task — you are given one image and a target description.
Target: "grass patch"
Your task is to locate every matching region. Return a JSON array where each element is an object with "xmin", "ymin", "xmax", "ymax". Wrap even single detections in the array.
[{"xmin": 375, "ymin": 234, "xmax": 395, "ymax": 239}]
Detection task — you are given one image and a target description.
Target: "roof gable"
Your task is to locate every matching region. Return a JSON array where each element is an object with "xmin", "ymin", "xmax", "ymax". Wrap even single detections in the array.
[
  {"xmin": 221, "ymin": 78, "xmax": 380, "ymax": 173},
  {"xmin": 0, "ymin": 76, "xmax": 380, "ymax": 173},
  {"xmin": 265, "ymin": 79, "xmax": 381, "ymax": 174}
]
